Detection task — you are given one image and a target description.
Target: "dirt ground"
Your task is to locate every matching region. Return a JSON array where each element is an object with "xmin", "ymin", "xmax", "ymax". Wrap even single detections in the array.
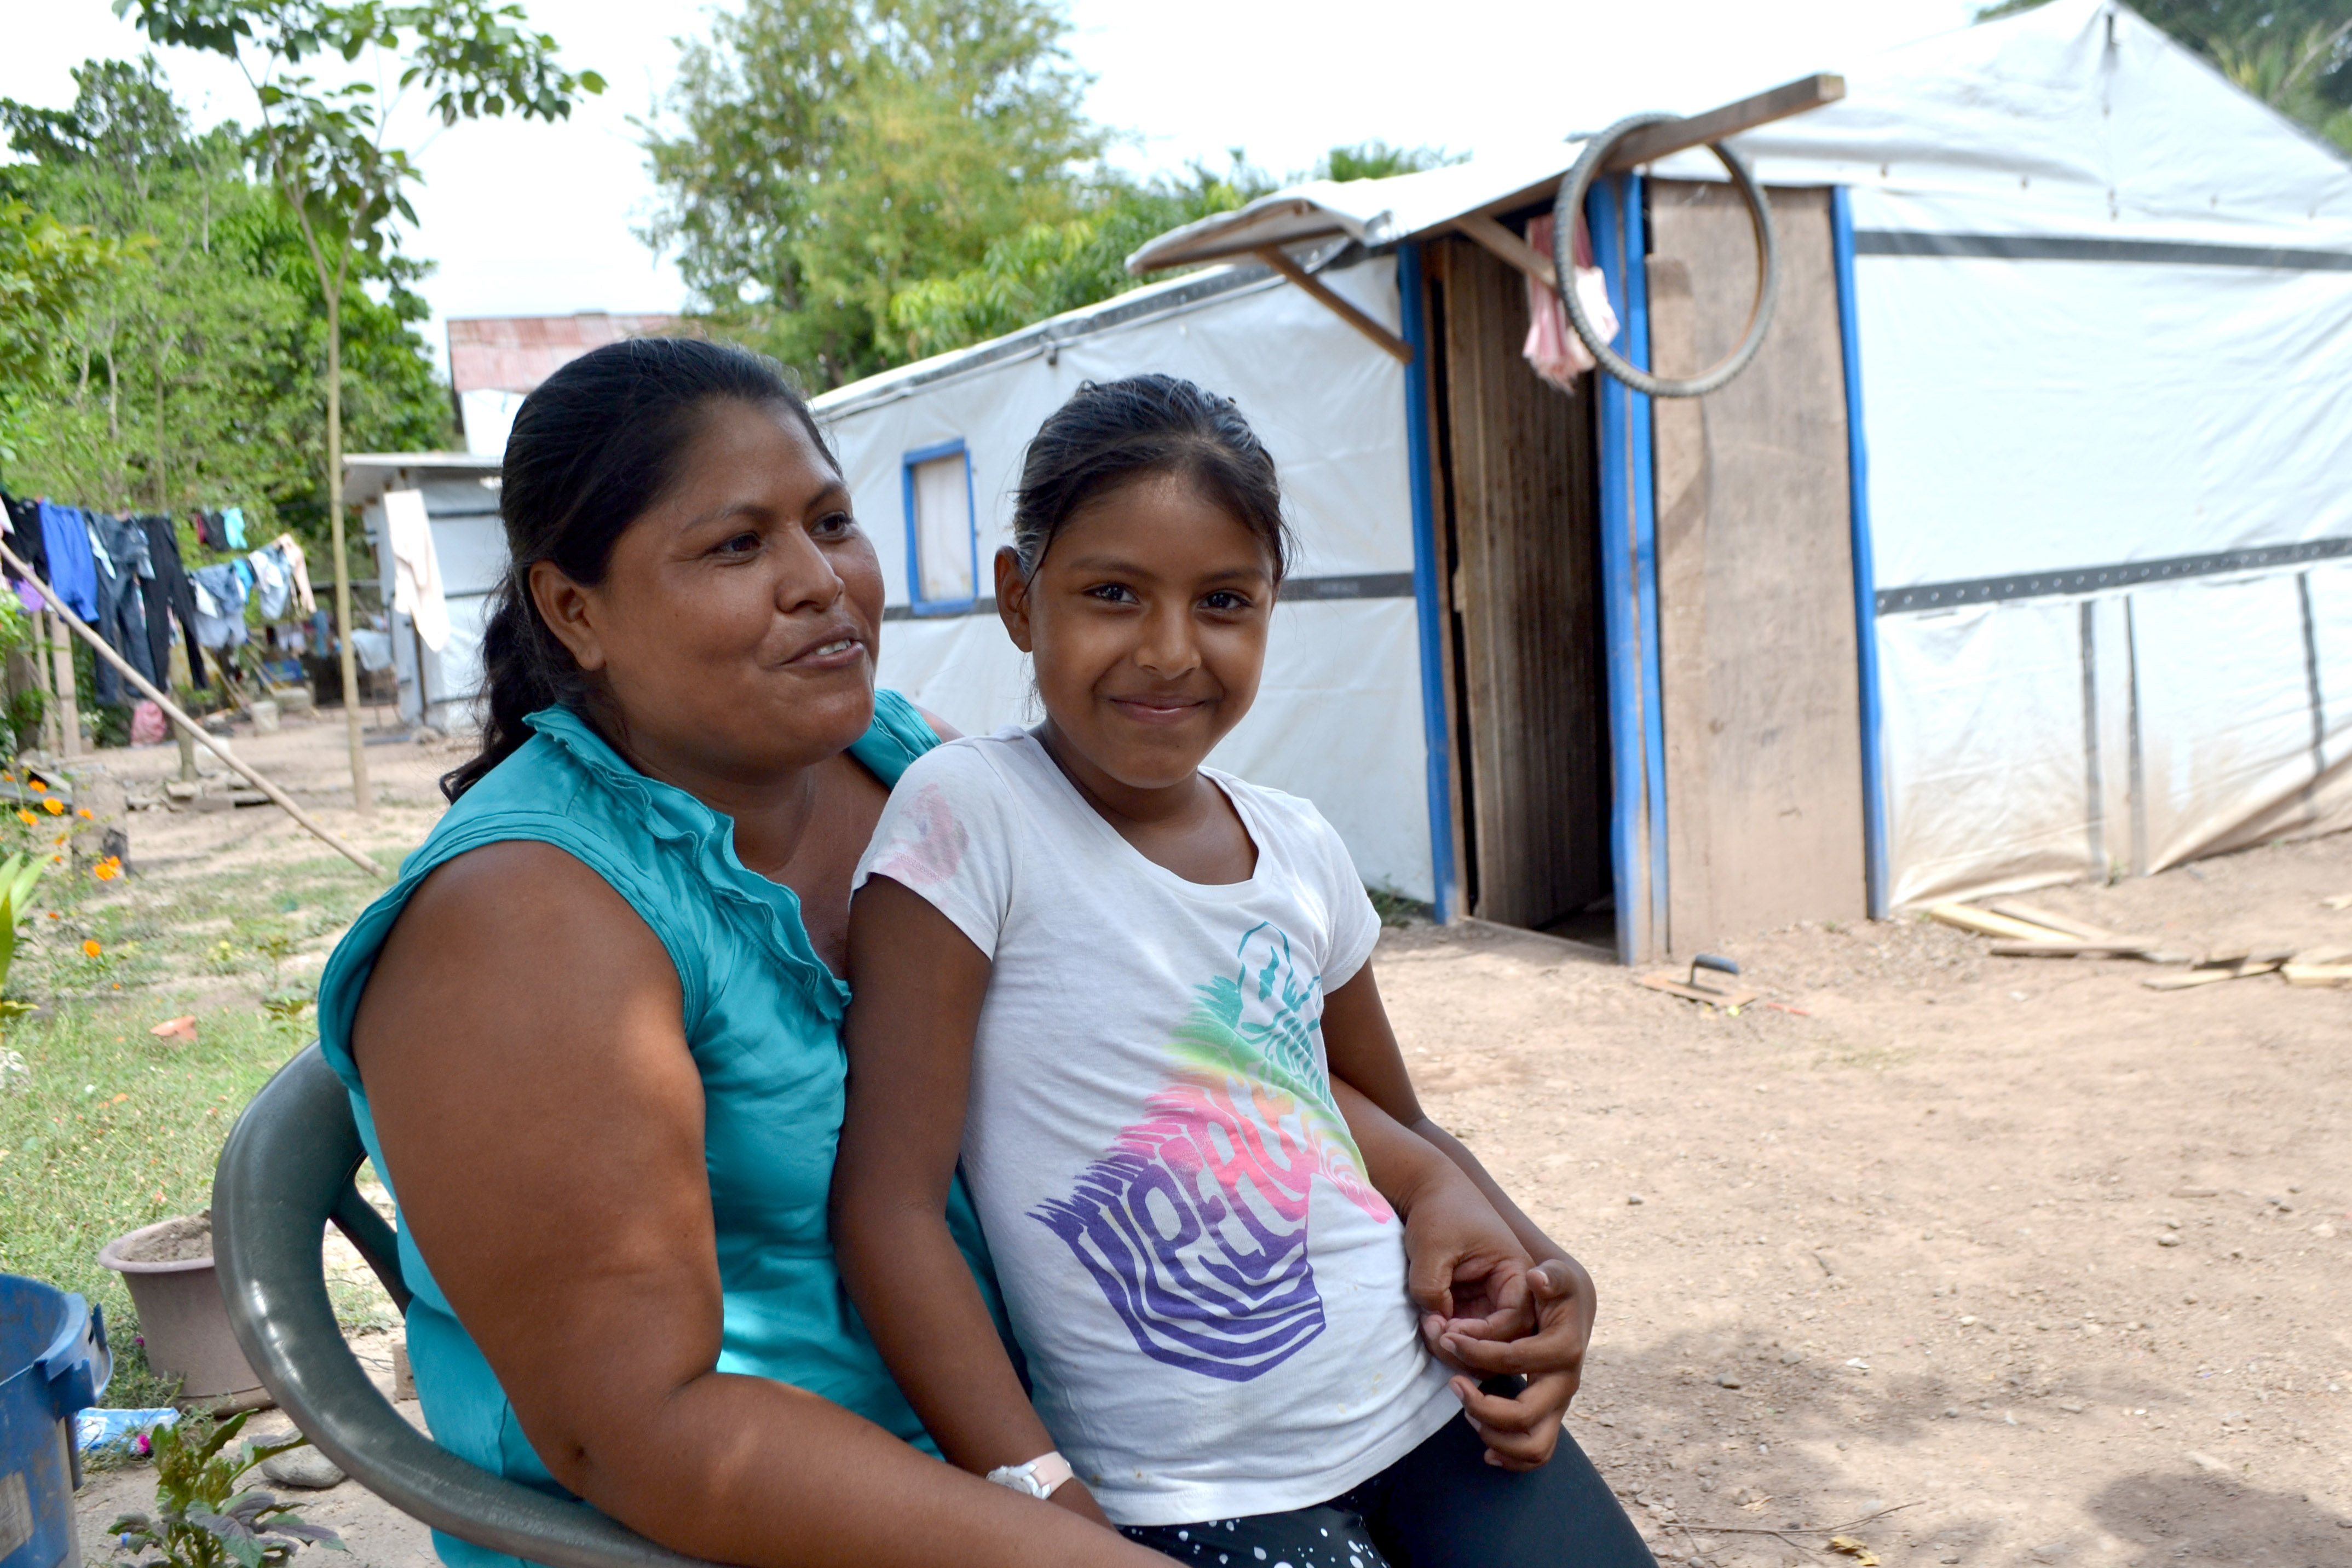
[{"xmin": 70, "ymin": 716, "xmax": 2352, "ymax": 1568}]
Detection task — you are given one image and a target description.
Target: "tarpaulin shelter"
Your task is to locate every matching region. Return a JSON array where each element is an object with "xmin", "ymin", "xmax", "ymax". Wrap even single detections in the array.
[
  {"xmin": 342, "ymin": 453, "xmax": 507, "ymax": 731},
  {"xmin": 811, "ymin": 0, "xmax": 2352, "ymax": 961}
]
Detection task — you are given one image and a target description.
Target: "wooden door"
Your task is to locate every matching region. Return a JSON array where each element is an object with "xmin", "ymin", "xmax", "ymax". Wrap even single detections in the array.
[
  {"xmin": 1424, "ymin": 234, "xmax": 1611, "ymax": 931},
  {"xmin": 1646, "ymin": 182, "xmax": 1868, "ymax": 950}
]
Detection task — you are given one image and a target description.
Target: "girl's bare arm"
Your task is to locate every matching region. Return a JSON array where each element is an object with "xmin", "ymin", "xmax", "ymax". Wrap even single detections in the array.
[
  {"xmin": 1323, "ymin": 961, "xmax": 1600, "ymax": 1470},
  {"xmin": 833, "ymin": 873, "xmax": 1119, "ymax": 1526}
]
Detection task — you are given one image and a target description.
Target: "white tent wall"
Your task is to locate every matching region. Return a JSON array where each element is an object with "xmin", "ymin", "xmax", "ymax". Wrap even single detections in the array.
[
  {"xmin": 1654, "ymin": 0, "xmax": 2352, "ymax": 904},
  {"xmin": 814, "ymin": 254, "xmax": 1439, "ymax": 900}
]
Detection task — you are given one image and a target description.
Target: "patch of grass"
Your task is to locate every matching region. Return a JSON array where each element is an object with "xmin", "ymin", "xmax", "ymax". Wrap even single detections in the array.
[
  {"xmin": 0, "ymin": 1006, "xmax": 308, "ymax": 1404},
  {"xmin": 1367, "ymin": 885, "xmax": 1432, "ymax": 929},
  {"xmin": 0, "ymin": 844, "xmax": 420, "ymax": 1408}
]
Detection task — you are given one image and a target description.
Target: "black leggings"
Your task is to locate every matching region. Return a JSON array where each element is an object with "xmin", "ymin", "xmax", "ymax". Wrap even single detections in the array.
[{"xmin": 1121, "ymin": 1416, "xmax": 1655, "ymax": 1568}]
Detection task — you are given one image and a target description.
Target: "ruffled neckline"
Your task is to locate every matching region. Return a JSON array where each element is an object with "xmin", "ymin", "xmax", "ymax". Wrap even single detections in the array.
[{"xmin": 521, "ymin": 706, "xmax": 849, "ymax": 1017}]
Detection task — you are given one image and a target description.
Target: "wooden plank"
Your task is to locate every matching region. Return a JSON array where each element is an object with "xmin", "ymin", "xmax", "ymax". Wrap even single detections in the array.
[
  {"xmin": 1604, "ymin": 74, "xmax": 1848, "ymax": 171},
  {"xmin": 1456, "ymin": 212, "xmax": 1556, "ymax": 290},
  {"xmin": 1639, "ymin": 972, "xmax": 1757, "ymax": 1008},
  {"xmin": 1647, "ymin": 182, "xmax": 1865, "ymax": 946},
  {"xmin": 2145, "ymin": 957, "xmax": 2284, "ymax": 990},
  {"xmin": 1429, "ymin": 237, "xmax": 1609, "ymax": 930},
  {"xmin": 1928, "ymin": 904, "xmax": 2069, "ymax": 943},
  {"xmin": 1989, "ymin": 939, "xmax": 2157, "ymax": 958},
  {"xmin": 1650, "ymin": 255, "xmax": 1714, "ymax": 957},
  {"xmin": 1253, "ymin": 247, "xmax": 1413, "ymax": 363},
  {"xmin": 1984, "ymin": 900, "xmax": 2135, "ymax": 944}
]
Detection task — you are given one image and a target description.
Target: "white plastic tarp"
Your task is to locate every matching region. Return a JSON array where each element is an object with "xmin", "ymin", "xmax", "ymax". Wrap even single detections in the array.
[
  {"xmin": 1666, "ymin": 0, "xmax": 2352, "ymax": 903},
  {"xmin": 816, "ymin": 255, "xmax": 1438, "ymax": 900}
]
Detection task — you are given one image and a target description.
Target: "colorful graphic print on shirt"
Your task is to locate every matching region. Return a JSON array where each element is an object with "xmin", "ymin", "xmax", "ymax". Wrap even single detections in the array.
[{"xmin": 1031, "ymin": 923, "xmax": 1391, "ymax": 1383}]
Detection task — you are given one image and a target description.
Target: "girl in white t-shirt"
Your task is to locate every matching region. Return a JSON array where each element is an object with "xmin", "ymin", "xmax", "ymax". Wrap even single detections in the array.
[{"xmin": 834, "ymin": 376, "xmax": 1650, "ymax": 1567}]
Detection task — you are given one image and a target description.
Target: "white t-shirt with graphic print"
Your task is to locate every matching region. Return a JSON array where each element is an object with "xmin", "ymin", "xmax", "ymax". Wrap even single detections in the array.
[{"xmin": 853, "ymin": 729, "xmax": 1458, "ymax": 1526}]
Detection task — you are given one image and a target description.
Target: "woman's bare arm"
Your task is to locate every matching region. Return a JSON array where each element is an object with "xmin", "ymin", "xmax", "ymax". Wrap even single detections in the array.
[
  {"xmin": 832, "ymin": 874, "xmax": 1112, "ymax": 1522},
  {"xmin": 352, "ymin": 842, "xmax": 1150, "ymax": 1566}
]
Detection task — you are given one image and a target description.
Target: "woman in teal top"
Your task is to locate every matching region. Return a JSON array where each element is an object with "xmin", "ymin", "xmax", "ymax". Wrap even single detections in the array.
[{"xmin": 317, "ymin": 339, "xmax": 1160, "ymax": 1568}]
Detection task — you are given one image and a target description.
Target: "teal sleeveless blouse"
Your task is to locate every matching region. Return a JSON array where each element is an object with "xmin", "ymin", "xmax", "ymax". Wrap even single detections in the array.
[{"xmin": 315, "ymin": 695, "xmax": 999, "ymax": 1568}]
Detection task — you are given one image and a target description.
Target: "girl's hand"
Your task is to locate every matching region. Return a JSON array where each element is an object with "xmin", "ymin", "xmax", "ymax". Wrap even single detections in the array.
[
  {"xmin": 1432, "ymin": 1259, "xmax": 1595, "ymax": 1471},
  {"xmin": 1402, "ymin": 1167, "xmax": 1535, "ymax": 1357}
]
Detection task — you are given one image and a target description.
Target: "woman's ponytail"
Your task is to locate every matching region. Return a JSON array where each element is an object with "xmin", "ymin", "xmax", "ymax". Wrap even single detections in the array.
[{"xmin": 437, "ymin": 336, "xmax": 826, "ymax": 802}]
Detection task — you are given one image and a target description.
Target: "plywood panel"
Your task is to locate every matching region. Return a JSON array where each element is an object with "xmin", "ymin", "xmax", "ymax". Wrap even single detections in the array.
[
  {"xmin": 1646, "ymin": 182, "xmax": 1867, "ymax": 947},
  {"xmin": 1428, "ymin": 236, "xmax": 1610, "ymax": 929}
]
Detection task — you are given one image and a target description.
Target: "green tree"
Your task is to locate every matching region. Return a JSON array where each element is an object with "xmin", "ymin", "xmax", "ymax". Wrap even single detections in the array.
[
  {"xmin": 117, "ymin": 0, "xmax": 601, "ymax": 814},
  {"xmin": 642, "ymin": 0, "xmax": 1104, "ymax": 387},
  {"xmin": 0, "ymin": 60, "xmax": 446, "ymax": 538},
  {"xmin": 0, "ymin": 201, "xmax": 129, "ymax": 418},
  {"xmin": 1313, "ymin": 141, "xmax": 1462, "ymax": 183},
  {"xmin": 1980, "ymin": 1, "xmax": 2352, "ymax": 147},
  {"xmin": 885, "ymin": 155, "xmax": 1273, "ymax": 360},
  {"xmin": 883, "ymin": 141, "xmax": 1459, "ymax": 363}
]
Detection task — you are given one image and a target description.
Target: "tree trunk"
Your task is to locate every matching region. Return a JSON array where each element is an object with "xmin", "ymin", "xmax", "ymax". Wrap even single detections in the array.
[{"xmin": 327, "ymin": 273, "xmax": 373, "ymax": 815}]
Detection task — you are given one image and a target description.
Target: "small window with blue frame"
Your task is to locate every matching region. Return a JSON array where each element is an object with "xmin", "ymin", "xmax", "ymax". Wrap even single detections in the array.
[{"xmin": 902, "ymin": 440, "xmax": 977, "ymax": 614}]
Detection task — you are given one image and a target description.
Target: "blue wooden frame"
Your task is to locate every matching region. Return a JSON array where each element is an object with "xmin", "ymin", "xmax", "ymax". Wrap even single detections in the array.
[
  {"xmin": 1397, "ymin": 241, "xmax": 1460, "ymax": 925},
  {"xmin": 1831, "ymin": 187, "xmax": 1891, "ymax": 919},
  {"xmin": 1588, "ymin": 172, "xmax": 1668, "ymax": 962},
  {"xmin": 901, "ymin": 438, "xmax": 980, "ymax": 617}
]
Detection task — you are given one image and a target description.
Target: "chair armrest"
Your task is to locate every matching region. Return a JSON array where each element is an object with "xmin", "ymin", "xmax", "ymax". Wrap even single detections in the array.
[{"xmin": 214, "ymin": 1045, "xmax": 716, "ymax": 1568}]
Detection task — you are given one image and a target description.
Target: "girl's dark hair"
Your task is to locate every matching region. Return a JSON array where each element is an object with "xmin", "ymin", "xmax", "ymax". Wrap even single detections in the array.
[
  {"xmin": 1010, "ymin": 374, "xmax": 1291, "ymax": 583},
  {"xmin": 440, "ymin": 336, "xmax": 831, "ymax": 801}
]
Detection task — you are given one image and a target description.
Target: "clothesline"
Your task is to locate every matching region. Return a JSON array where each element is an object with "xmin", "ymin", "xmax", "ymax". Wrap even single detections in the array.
[{"xmin": 0, "ymin": 491, "xmax": 322, "ymax": 701}]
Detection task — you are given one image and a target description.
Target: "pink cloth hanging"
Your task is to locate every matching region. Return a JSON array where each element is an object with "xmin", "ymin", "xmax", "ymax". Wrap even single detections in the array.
[{"xmin": 1521, "ymin": 212, "xmax": 1620, "ymax": 391}]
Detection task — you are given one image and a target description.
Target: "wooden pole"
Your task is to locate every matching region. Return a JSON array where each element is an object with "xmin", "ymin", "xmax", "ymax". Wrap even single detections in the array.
[
  {"xmin": 0, "ymin": 540, "xmax": 387, "ymax": 879},
  {"xmin": 48, "ymin": 603, "xmax": 79, "ymax": 759},
  {"xmin": 327, "ymin": 299, "xmax": 373, "ymax": 817}
]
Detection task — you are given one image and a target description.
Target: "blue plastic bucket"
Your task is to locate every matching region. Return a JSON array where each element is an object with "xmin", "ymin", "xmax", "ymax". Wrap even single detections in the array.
[{"xmin": 0, "ymin": 1274, "xmax": 112, "ymax": 1568}]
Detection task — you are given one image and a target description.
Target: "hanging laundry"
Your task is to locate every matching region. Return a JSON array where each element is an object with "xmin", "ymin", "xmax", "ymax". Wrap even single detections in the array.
[
  {"xmin": 383, "ymin": 488, "xmax": 449, "ymax": 652},
  {"xmin": 90, "ymin": 515, "xmax": 158, "ymax": 703},
  {"xmin": 36, "ymin": 501, "xmax": 99, "ymax": 619},
  {"xmin": 247, "ymin": 546, "xmax": 291, "ymax": 621},
  {"xmin": 0, "ymin": 491, "xmax": 47, "ymax": 608},
  {"xmin": 222, "ymin": 506, "xmax": 247, "ymax": 550},
  {"xmin": 190, "ymin": 563, "xmax": 249, "ymax": 649},
  {"xmin": 140, "ymin": 515, "xmax": 207, "ymax": 690},
  {"xmin": 268, "ymin": 533, "xmax": 316, "ymax": 615},
  {"xmin": 1521, "ymin": 212, "xmax": 1621, "ymax": 392}
]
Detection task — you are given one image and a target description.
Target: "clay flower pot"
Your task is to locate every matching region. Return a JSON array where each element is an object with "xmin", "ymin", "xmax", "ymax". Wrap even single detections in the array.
[{"xmin": 98, "ymin": 1214, "xmax": 269, "ymax": 1413}]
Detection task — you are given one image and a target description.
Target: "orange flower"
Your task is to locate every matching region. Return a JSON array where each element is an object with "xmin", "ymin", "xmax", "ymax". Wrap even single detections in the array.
[
  {"xmin": 82, "ymin": 939, "xmax": 101, "ymax": 959},
  {"xmin": 42, "ymin": 798, "xmax": 64, "ymax": 815},
  {"xmin": 93, "ymin": 857, "xmax": 122, "ymax": 883},
  {"xmin": 14, "ymin": 810, "xmax": 32, "ymax": 826},
  {"xmin": 75, "ymin": 806, "xmax": 92, "ymax": 820},
  {"xmin": 45, "ymin": 911, "xmax": 59, "ymax": 920},
  {"xmin": 27, "ymin": 780, "xmax": 46, "ymax": 792}
]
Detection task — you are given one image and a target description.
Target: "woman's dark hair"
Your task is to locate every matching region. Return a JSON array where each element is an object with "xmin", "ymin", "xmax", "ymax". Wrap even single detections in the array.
[
  {"xmin": 1010, "ymin": 374, "xmax": 1291, "ymax": 584},
  {"xmin": 441, "ymin": 336, "xmax": 832, "ymax": 801}
]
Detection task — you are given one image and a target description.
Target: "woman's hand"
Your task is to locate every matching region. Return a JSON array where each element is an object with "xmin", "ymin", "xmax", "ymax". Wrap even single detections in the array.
[{"xmin": 1428, "ymin": 1258, "xmax": 1595, "ymax": 1471}]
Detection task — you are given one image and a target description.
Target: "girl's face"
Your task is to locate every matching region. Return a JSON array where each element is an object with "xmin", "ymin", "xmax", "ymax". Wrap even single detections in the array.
[
  {"xmin": 997, "ymin": 472, "xmax": 1276, "ymax": 792},
  {"xmin": 532, "ymin": 399, "xmax": 886, "ymax": 786}
]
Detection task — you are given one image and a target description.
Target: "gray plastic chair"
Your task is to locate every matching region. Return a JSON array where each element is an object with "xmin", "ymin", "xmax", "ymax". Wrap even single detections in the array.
[{"xmin": 212, "ymin": 1044, "xmax": 712, "ymax": 1568}]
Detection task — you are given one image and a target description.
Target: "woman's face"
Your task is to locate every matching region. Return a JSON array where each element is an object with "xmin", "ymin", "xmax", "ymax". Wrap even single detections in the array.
[{"xmin": 532, "ymin": 399, "xmax": 884, "ymax": 786}]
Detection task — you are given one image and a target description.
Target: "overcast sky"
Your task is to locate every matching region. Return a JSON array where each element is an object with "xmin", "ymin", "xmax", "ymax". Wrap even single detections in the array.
[{"xmin": 3, "ymin": 0, "xmax": 1981, "ymax": 373}]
